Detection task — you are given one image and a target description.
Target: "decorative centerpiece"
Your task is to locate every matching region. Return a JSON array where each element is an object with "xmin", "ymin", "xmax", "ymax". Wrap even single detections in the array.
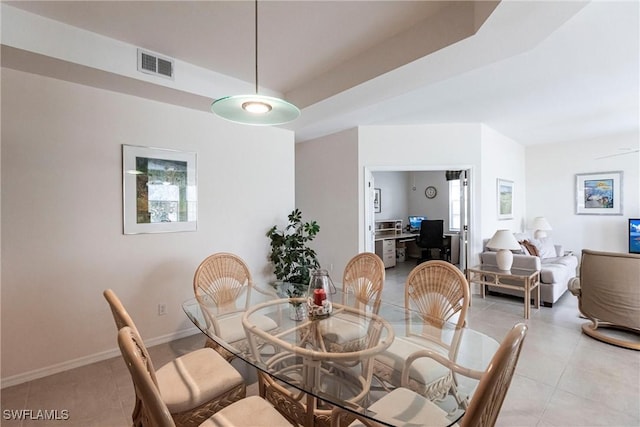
[
  {"xmin": 306, "ymin": 269, "xmax": 335, "ymax": 319},
  {"xmin": 266, "ymin": 209, "xmax": 320, "ymax": 320}
]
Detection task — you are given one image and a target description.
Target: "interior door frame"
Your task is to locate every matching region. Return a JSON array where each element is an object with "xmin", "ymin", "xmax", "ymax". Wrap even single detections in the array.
[{"xmin": 363, "ymin": 165, "xmax": 473, "ymax": 272}]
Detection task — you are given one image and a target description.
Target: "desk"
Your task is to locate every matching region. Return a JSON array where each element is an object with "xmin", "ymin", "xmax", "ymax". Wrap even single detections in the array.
[
  {"xmin": 183, "ymin": 289, "xmax": 498, "ymax": 427},
  {"xmin": 374, "ymin": 233, "xmax": 417, "ymax": 268},
  {"xmin": 466, "ymin": 265, "xmax": 540, "ymax": 319}
]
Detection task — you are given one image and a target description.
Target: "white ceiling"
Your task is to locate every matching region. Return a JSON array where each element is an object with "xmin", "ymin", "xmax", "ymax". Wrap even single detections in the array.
[{"xmin": 3, "ymin": 0, "xmax": 639, "ymax": 146}]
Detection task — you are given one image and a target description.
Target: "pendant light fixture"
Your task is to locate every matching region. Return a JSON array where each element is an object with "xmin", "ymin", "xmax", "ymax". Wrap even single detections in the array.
[{"xmin": 211, "ymin": 0, "xmax": 300, "ymax": 125}]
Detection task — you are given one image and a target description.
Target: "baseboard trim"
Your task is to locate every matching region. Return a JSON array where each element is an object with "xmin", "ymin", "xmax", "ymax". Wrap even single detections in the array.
[{"xmin": 1, "ymin": 327, "xmax": 201, "ymax": 389}]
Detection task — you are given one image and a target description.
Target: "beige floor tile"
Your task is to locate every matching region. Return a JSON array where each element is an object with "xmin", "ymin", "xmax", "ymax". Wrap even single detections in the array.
[
  {"xmin": 557, "ymin": 363, "xmax": 640, "ymax": 415},
  {"xmin": 497, "ymin": 374, "xmax": 554, "ymax": 422},
  {"xmin": 541, "ymin": 388, "xmax": 640, "ymax": 426},
  {"xmin": 516, "ymin": 348, "xmax": 568, "ymax": 387}
]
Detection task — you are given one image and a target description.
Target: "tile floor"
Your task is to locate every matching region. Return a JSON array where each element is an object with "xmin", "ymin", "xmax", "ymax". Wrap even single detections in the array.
[{"xmin": 2, "ymin": 260, "xmax": 639, "ymax": 426}]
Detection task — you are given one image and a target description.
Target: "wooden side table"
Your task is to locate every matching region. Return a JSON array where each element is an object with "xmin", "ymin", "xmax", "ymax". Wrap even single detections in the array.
[{"xmin": 466, "ymin": 265, "xmax": 540, "ymax": 319}]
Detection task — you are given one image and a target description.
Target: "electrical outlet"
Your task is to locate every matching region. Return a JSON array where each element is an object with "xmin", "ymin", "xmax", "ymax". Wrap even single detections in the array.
[{"xmin": 158, "ymin": 303, "xmax": 167, "ymax": 316}]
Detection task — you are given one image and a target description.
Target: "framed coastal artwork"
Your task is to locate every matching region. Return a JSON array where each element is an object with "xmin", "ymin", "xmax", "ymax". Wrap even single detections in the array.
[
  {"xmin": 122, "ymin": 144, "xmax": 197, "ymax": 234},
  {"xmin": 575, "ymin": 171, "xmax": 623, "ymax": 215},
  {"xmin": 497, "ymin": 178, "xmax": 514, "ymax": 220}
]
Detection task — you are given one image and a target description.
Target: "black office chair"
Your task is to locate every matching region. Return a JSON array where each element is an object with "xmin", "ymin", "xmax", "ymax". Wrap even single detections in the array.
[{"xmin": 416, "ymin": 220, "xmax": 451, "ymax": 263}]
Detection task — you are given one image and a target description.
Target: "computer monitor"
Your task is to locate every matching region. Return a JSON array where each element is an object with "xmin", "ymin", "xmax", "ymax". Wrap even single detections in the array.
[
  {"xmin": 630, "ymin": 218, "xmax": 640, "ymax": 254},
  {"xmin": 408, "ymin": 216, "xmax": 427, "ymax": 232}
]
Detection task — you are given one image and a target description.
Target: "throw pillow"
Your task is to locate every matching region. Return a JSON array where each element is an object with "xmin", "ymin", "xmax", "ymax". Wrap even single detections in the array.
[
  {"xmin": 521, "ymin": 240, "xmax": 539, "ymax": 257},
  {"xmin": 530, "ymin": 237, "xmax": 556, "ymax": 258},
  {"xmin": 517, "ymin": 241, "xmax": 531, "ymax": 255}
]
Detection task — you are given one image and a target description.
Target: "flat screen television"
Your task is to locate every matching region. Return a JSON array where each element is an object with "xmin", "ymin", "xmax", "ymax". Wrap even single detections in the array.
[
  {"xmin": 630, "ymin": 218, "xmax": 640, "ymax": 254},
  {"xmin": 409, "ymin": 216, "xmax": 427, "ymax": 231}
]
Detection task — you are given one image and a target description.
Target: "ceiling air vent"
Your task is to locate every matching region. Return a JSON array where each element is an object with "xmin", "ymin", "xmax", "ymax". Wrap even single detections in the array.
[{"xmin": 137, "ymin": 48, "xmax": 174, "ymax": 80}]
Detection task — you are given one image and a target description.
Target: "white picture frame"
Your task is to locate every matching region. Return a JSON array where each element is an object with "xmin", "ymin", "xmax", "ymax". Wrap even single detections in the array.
[
  {"xmin": 122, "ymin": 144, "xmax": 197, "ymax": 234},
  {"xmin": 575, "ymin": 171, "xmax": 623, "ymax": 215},
  {"xmin": 497, "ymin": 178, "xmax": 514, "ymax": 220}
]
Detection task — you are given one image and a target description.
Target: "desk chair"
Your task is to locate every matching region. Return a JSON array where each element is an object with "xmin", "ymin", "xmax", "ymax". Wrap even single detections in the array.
[{"xmin": 416, "ymin": 220, "xmax": 450, "ymax": 263}]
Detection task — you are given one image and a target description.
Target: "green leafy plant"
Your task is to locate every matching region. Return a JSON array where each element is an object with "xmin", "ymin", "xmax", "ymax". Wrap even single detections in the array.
[{"xmin": 266, "ymin": 209, "xmax": 320, "ymax": 298}]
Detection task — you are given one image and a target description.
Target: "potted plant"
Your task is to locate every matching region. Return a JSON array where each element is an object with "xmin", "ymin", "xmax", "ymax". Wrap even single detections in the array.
[{"xmin": 266, "ymin": 209, "xmax": 320, "ymax": 319}]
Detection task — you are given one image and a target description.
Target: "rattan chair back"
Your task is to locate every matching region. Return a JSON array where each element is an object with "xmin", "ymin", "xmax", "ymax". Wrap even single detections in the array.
[
  {"xmin": 104, "ymin": 288, "xmax": 138, "ymax": 332},
  {"xmin": 342, "ymin": 252, "xmax": 385, "ymax": 313},
  {"xmin": 405, "ymin": 260, "xmax": 470, "ymax": 333},
  {"xmin": 118, "ymin": 326, "xmax": 175, "ymax": 427},
  {"xmin": 104, "ymin": 289, "xmax": 160, "ymax": 425},
  {"xmin": 193, "ymin": 252, "xmax": 252, "ymax": 313},
  {"xmin": 460, "ymin": 323, "xmax": 527, "ymax": 427}
]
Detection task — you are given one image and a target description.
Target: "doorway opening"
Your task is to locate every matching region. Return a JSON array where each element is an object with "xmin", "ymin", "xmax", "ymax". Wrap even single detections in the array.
[{"xmin": 364, "ymin": 166, "xmax": 472, "ymax": 279}]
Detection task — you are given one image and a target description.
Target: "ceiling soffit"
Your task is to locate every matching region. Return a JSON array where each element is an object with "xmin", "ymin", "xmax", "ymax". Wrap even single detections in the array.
[{"xmin": 286, "ymin": 1, "xmax": 500, "ymax": 108}]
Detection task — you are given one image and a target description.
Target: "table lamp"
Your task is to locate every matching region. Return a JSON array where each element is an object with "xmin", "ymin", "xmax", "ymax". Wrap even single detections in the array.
[
  {"xmin": 487, "ymin": 230, "xmax": 521, "ymax": 271},
  {"xmin": 532, "ymin": 216, "xmax": 552, "ymax": 239}
]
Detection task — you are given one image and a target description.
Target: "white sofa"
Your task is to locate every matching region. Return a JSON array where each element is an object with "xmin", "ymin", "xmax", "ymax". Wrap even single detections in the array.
[{"xmin": 480, "ymin": 234, "xmax": 578, "ymax": 306}]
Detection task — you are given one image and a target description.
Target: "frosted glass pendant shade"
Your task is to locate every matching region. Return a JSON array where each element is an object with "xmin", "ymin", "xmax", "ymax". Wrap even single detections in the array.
[{"xmin": 211, "ymin": 94, "xmax": 300, "ymax": 126}]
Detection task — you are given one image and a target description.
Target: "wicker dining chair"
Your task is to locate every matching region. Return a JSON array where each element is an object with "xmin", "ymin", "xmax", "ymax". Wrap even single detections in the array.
[
  {"xmin": 321, "ymin": 252, "xmax": 385, "ymax": 352},
  {"xmin": 104, "ymin": 289, "xmax": 246, "ymax": 427},
  {"xmin": 342, "ymin": 252, "xmax": 385, "ymax": 313},
  {"xmin": 117, "ymin": 326, "xmax": 292, "ymax": 427},
  {"xmin": 193, "ymin": 252, "xmax": 278, "ymax": 360},
  {"xmin": 332, "ymin": 323, "xmax": 528, "ymax": 427},
  {"xmin": 373, "ymin": 260, "xmax": 470, "ymax": 399}
]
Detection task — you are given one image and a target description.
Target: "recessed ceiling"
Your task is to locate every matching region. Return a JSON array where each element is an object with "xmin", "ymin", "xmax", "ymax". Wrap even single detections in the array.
[
  {"xmin": 2, "ymin": 0, "xmax": 638, "ymax": 146},
  {"xmin": 5, "ymin": 1, "xmax": 458, "ymax": 98}
]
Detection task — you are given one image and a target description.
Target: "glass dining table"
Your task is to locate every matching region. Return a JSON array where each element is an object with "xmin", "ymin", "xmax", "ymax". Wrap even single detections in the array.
[{"xmin": 182, "ymin": 286, "xmax": 499, "ymax": 427}]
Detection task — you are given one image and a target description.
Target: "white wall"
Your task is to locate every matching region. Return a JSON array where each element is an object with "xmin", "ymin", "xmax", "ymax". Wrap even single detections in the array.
[
  {"xmin": 372, "ymin": 171, "xmax": 409, "ymax": 222},
  {"xmin": 407, "ymin": 171, "xmax": 451, "ymax": 230},
  {"xmin": 526, "ymin": 132, "xmax": 640, "ymax": 254},
  {"xmin": 1, "ymin": 69, "xmax": 295, "ymax": 384},
  {"xmin": 358, "ymin": 124, "xmax": 483, "ymax": 261},
  {"xmin": 295, "ymin": 128, "xmax": 359, "ymax": 281},
  {"xmin": 480, "ymin": 125, "xmax": 527, "ymax": 242}
]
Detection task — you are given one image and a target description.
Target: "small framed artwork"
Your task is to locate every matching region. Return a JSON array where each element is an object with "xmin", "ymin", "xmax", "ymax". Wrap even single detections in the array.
[
  {"xmin": 497, "ymin": 178, "xmax": 514, "ymax": 220},
  {"xmin": 122, "ymin": 144, "xmax": 197, "ymax": 234},
  {"xmin": 575, "ymin": 171, "xmax": 623, "ymax": 215},
  {"xmin": 373, "ymin": 188, "xmax": 381, "ymax": 213}
]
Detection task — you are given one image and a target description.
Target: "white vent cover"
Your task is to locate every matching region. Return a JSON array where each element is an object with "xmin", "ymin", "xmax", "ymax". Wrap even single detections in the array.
[{"xmin": 137, "ymin": 48, "xmax": 174, "ymax": 80}]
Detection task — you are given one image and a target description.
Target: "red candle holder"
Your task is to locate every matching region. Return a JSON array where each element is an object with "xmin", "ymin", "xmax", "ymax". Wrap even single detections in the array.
[{"xmin": 313, "ymin": 288, "xmax": 326, "ymax": 306}]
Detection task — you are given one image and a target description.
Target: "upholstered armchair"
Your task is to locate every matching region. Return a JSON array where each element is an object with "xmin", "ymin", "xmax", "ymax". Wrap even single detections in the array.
[{"xmin": 568, "ymin": 249, "xmax": 640, "ymax": 350}]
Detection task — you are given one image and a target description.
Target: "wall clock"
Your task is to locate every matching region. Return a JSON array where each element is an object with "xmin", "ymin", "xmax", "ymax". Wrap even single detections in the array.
[{"xmin": 425, "ymin": 186, "xmax": 437, "ymax": 199}]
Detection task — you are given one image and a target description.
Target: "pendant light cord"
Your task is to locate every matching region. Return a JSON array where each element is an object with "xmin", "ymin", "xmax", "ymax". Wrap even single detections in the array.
[{"xmin": 254, "ymin": 0, "xmax": 259, "ymax": 94}]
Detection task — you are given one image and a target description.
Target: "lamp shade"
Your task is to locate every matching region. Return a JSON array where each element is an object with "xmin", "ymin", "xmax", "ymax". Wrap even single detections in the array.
[
  {"xmin": 211, "ymin": 95, "xmax": 300, "ymax": 126},
  {"xmin": 487, "ymin": 230, "xmax": 520, "ymax": 271},
  {"xmin": 210, "ymin": 0, "xmax": 301, "ymax": 126},
  {"xmin": 487, "ymin": 230, "xmax": 521, "ymax": 251},
  {"xmin": 532, "ymin": 216, "xmax": 552, "ymax": 239}
]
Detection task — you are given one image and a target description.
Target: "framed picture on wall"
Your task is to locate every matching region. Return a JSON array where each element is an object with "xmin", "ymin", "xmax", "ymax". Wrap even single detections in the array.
[
  {"xmin": 122, "ymin": 144, "xmax": 198, "ymax": 234},
  {"xmin": 575, "ymin": 171, "xmax": 623, "ymax": 215},
  {"xmin": 497, "ymin": 178, "xmax": 514, "ymax": 220},
  {"xmin": 374, "ymin": 188, "xmax": 381, "ymax": 213}
]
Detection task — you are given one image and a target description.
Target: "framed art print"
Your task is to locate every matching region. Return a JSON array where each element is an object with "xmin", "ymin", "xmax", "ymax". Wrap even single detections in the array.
[
  {"xmin": 575, "ymin": 171, "xmax": 623, "ymax": 215},
  {"xmin": 123, "ymin": 144, "xmax": 197, "ymax": 234},
  {"xmin": 497, "ymin": 178, "xmax": 514, "ymax": 220},
  {"xmin": 374, "ymin": 188, "xmax": 381, "ymax": 213}
]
